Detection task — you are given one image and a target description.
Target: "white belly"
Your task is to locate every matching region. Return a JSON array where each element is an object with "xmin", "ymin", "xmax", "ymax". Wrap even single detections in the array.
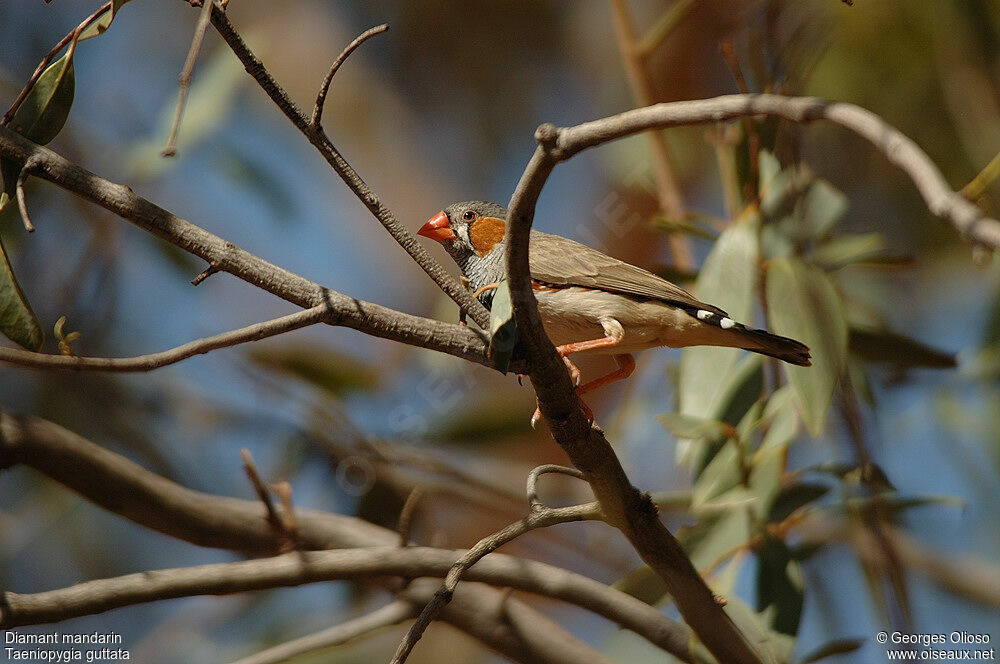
[{"xmin": 533, "ymin": 287, "xmax": 713, "ymax": 355}]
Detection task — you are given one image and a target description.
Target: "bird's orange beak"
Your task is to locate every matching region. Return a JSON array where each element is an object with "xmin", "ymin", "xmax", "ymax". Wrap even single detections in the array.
[{"xmin": 418, "ymin": 211, "xmax": 457, "ymax": 242}]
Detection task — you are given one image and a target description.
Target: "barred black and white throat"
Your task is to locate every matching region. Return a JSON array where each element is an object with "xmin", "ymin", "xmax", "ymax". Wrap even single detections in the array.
[{"xmin": 420, "ymin": 201, "xmax": 811, "ymax": 367}]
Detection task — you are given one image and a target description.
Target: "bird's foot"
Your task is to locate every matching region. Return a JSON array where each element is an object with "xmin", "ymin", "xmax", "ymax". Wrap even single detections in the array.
[{"xmin": 561, "ymin": 356, "xmax": 582, "ymax": 386}]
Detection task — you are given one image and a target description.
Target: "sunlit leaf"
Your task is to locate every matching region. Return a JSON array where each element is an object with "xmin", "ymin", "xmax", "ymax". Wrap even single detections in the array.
[
  {"xmin": 248, "ymin": 344, "xmax": 378, "ymax": 396},
  {"xmin": 718, "ymin": 594, "xmax": 795, "ymax": 664},
  {"xmin": 766, "ymin": 257, "xmax": 848, "ymax": 436},
  {"xmin": 811, "ymin": 233, "xmax": 887, "ymax": 269},
  {"xmin": 796, "ymin": 638, "xmax": 864, "ymax": 664},
  {"xmin": 657, "ymin": 412, "xmax": 733, "ymax": 440},
  {"xmin": 749, "ymin": 440, "xmax": 786, "ymax": 521},
  {"xmin": 679, "ymin": 209, "xmax": 760, "ymax": 442},
  {"xmin": 692, "ymin": 442, "xmax": 743, "ymax": 508},
  {"xmin": 677, "ymin": 503, "xmax": 752, "ymax": 570},
  {"xmin": 0, "ymin": 236, "xmax": 43, "ymax": 350},
  {"xmin": 800, "ymin": 179, "xmax": 848, "ymax": 239},
  {"xmin": 756, "ymin": 536, "xmax": 804, "ymax": 636},
  {"xmin": 488, "ymin": 279, "xmax": 517, "ymax": 374},
  {"xmin": 849, "ymin": 325, "xmax": 956, "ymax": 369},
  {"xmin": 759, "ymin": 386, "xmax": 799, "ymax": 451},
  {"xmin": 79, "ymin": 0, "xmax": 132, "ymax": 41},
  {"xmin": 1, "ymin": 51, "xmax": 76, "ymax": 210}
]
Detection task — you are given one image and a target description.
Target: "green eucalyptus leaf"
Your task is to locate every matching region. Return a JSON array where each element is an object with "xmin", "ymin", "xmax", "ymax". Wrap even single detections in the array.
[
  {"xmin": 849, "ymin": 325, "xmax": 956, "ymax": 369},
  {"xmin": 79, "ymin": 0, "xmax": 132, "ymax": 41},
  {"xmin": 488, "ymin": 279, "xmax": 517, "ymax": 374},
  {"xmin": 756, "ymin": 536, "xmax": 805, "ymax": 636},
  {"xmin": 811, "ymin": 233, "xmax": 887, "ymax": 269},
  {"xmin": 677, "ymin": 502, "xmax": 751, "ymax": 570},
  {"xmin": 0, "ymin": 236, "xmax": 43, "ymax": 350},
  {"xmin": 1, "ymin": 51, "xmax": 76, "ymax": 210},
  {"xmin": 657, "ymin": 412, "xmax": 733, "ymax": 440},
  {"xmin": 766, "ymin": 257, "xmax": 848, "ymax": 436},
  {"xmin": 611, "ymin": 565, "xmax": 669, "ymax": 606},
  {"xmin": 768, "ymin": 482, "xmax": 830, "ymax": 523},
  {"xmin": 800, "ymin": 179, "xmax": 848, "ymax": 239},
  {"xmin": 679, "ymin": 209, "xmax": 760, "ymax": 431}
]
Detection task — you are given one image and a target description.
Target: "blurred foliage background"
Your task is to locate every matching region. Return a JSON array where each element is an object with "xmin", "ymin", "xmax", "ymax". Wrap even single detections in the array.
[{"xmin": 1, "ymin": 1, "xmax": 999, "ymax": 663}]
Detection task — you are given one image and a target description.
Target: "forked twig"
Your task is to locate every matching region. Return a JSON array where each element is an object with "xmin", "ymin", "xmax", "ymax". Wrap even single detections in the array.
[{"xmin": 390, "ymin": 484, "xmax": 603, "ymax": 664}]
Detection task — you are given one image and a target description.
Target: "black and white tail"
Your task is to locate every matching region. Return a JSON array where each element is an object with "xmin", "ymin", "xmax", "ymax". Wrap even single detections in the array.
[{"xmin": 691, "ymin": 308, "xmax": 812, "ymax": 367}]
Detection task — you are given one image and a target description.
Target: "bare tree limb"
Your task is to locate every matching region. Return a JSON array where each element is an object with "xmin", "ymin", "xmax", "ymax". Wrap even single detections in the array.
[
  {"xmin": 0, "ymin": 304, "xmax": 331, "ymax": 372},
  {"xmin": 204, "ymin": 8, "xmax": 490, "ymax": 329},
  {"xmin": 0, "ymin": 545, "xmax": 689, "ymax": 661},
  {"xmin": 526, "ymin": 464, "xmax": 586, "ymax": 509},
  {"xmin": 229, "ymin": 601, "xmax": 415, "ymax": 664},
  {"xmin": 0, "ymin": 412, "xmax": 693, "ymax": 660},
  {"xmin": 0, "ymin": 125, "xmax": 504, "ymax": 371}
]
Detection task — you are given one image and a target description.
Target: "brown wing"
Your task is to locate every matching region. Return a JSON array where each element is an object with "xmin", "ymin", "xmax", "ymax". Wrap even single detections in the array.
[{"xmin": 528, "ymin": 230, "xmax": 729, "ymax": 316}]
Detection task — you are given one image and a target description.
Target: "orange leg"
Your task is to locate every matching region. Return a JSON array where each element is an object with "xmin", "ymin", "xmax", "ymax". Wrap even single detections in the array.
[
  {"xmin": 472, "ymin": 283, "xmax": 499, "ymax": 299},
  {"xmin": 554, "ymin": 335, "xmax": 624, "ymax": 386},
  {"xmin": 530, "ymin": 328, "xmax": 632, "ymax": 427},
  {"xmin": 576, "ymin": 353, "xmax": 636, "ymax": 396}
]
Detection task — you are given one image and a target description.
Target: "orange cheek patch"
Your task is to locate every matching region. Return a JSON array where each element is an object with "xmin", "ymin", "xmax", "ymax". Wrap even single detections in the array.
[{"xmin": 469, "ymin": 216, "xmax": 507, "ymax": 257}]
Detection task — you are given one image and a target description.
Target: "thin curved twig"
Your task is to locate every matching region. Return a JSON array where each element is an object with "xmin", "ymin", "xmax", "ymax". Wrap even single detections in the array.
[
  {"xmin": 390, "ymin": 500, "xmax": 604, "ymax": 664},
  {"xmin": 0, "ymin": 304, "xmax": 332, "ymax": 372},
  {"xmin": 205, "ymin": 9, "xmax": 490, "ymax": 329},
  {"xmin": 162, "ymin": 0, "xmax": 215, "ymax": 157},
  {"xmin": 229, "ymin": 601, "xmax": 415, "ymax": 664},
  {"xmin": 311, "ymin": 24, "xmax": 389, "ymax": 129},
  {"xmin": 15, "ymin": 155, "xmax": 44, "ymax": 232},
  {"xmin": 526, "ymin": 464, "xmax": 586, "ymax": 510}
]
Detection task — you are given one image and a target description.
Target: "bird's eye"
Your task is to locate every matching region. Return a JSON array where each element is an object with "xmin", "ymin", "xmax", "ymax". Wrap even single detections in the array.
[{"xmin": 462, "ymin": 210, "xmax": 476, "ymax": 221}]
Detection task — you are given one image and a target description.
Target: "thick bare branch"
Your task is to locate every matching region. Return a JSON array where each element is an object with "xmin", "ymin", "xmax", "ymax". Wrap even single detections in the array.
[
  {"xmin": 0, "ymin": 412, "xmax": 692, "ymax": 659},
  {"xmin": 503, "ymin": 91, "xmax": 1000, "ymax": 664},
  {"xmin": 506, "ymin": 142, "xmax": 761, "ymax": 664},
  {"xmin": 0, "ymin": 305, "xmax": 330, "ymax": 372},
  {"xmin": 0, "ymin": 126, "xmax": 502, "ymax": 370}
]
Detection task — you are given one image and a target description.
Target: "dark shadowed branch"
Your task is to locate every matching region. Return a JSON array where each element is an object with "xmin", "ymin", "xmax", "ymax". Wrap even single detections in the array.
[{"xmin": 0, "ymin": 412, "xmax": 692, "ymax": 661}]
